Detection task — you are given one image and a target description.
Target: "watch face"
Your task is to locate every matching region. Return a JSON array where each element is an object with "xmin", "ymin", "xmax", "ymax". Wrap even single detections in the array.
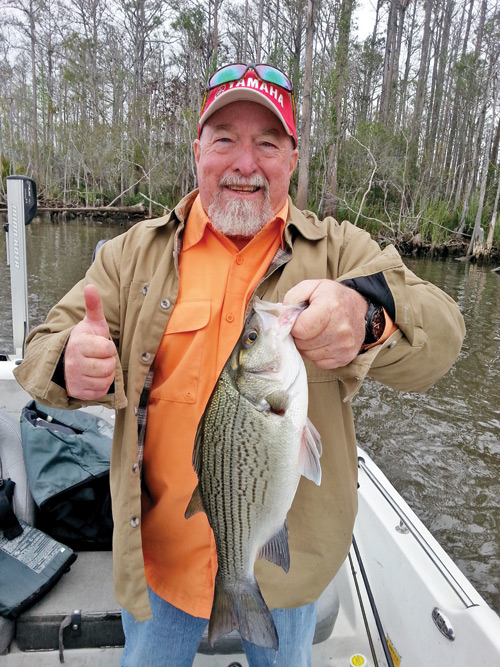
[
  {"xmin": 371, "ymin": 308, "xmax": 385, "ymax": 341},
  {"xmin": 365, "ymin": 302, "xmax": 384, "ymax": 345}
]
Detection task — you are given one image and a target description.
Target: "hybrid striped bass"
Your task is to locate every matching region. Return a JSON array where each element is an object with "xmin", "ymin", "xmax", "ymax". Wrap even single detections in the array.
[{"xmin": 185, "ymin": 298, "xmax": 322, "ymax": 650}]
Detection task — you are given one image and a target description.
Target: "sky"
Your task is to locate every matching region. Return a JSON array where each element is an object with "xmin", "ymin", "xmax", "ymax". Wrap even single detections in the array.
[{"xmin": 353, "ymin": 0, "xmax": 379, "ymax": 41}]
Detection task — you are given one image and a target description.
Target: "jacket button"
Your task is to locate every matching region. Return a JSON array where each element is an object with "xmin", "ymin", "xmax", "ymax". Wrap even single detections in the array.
[
  {"xmin": 141, "ymin": 285, "xmax": 148, "ymax": 295},
  {"xmin": 134, "ymin": 405, "xmax": 138, "ymax": 416},
  {"xmin": 161, "ymin": 299, "xmax": 170, "ymax": 310},
  {"xmin": 141, "ymin": 352, "xmax": 151, "ymax": 362},
  {"xmin": 130, "ymin": 516, "xmax": 140, "ymax": 528},
  {"xmin": 132, "ymin": 463, "xmax": 139, "ymax": 474}
]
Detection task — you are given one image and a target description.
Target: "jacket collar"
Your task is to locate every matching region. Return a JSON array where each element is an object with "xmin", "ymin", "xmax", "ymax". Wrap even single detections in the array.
[
  {"xmin": 285, "ymin": 198, "xmax": 327, "ymax": 242},
  {"xmin": 145, "ymin": 190, "xmax": 328, "ymax": 245},
  {"xmin": 144, "ymin": 190, "xmax": 199, "ymax": 229}
]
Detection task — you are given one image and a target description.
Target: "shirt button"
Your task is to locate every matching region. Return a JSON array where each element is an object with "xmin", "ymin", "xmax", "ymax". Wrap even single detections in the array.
[
  {"xmin": 141, "ymin": 352, "xmax": 151, "ymax": 362},
  {"xmin": 161, "ymin": 299, "xmax": 170, "ymax": 310},
  {"xmin": 132, "ymin": 463, "xmax": 139, "ymax": 474},
  {"xmin": 226, "ymin": 313, "xmax": 234, "ymax": 323},
  {"xmin": 130, "ymin": 516, "xmax": 140, "ymax": 528},
  {"xmin": 141, "ymin": 285, "xmax": 148, "ymax": 295},
  {"xmin": 236, "ymin": 257, "xmax": 244, "ymax": 265}
]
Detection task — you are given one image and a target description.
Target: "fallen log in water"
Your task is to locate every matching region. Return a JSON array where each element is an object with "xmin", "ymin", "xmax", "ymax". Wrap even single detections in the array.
[{"xmin": 36, "ymin": 203, "xmax": 145, "ymax": 214}]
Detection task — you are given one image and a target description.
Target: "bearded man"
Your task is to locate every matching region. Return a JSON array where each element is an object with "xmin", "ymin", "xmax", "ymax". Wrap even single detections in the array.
[{"xmin": 15, "ymin": 63, "xmax": 465, "ymax": 666}]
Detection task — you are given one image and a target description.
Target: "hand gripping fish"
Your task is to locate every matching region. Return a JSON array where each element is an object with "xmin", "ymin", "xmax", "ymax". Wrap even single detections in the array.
[{"xmin": 185, "ymin": 298, "xmax": 322, "ymax": 651}]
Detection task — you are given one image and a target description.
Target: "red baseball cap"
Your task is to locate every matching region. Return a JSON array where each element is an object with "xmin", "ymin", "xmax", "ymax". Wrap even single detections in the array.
[{"xmin": 198, "ymin": 70, "xmax": 297, "ymax": 147}]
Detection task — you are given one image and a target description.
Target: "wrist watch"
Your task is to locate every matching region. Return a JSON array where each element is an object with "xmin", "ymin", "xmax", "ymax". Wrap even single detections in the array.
[{"xmin": 363, "ymin": 301, "xmax": 385, "ymax": 347}]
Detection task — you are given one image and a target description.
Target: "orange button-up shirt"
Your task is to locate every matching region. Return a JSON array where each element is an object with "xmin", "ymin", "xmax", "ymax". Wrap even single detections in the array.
[{"xmin": 141, "ymin": 195, "xmax": 287, "ymax": 618}]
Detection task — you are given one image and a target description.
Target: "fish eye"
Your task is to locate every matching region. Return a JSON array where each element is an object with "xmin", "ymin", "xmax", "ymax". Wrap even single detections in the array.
[{"xmin": 243, "ymin": 329, "xmax": 258, "ymax": 347}]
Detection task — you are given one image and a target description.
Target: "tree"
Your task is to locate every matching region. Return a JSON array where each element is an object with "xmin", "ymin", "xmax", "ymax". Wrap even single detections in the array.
[
  {"xmin": 296, "ymin": 0, "xmax": 314, "ymax": 210},
  {"xmin": 325, "ymin": 0, "xmax": 353, "ymax": 219}
]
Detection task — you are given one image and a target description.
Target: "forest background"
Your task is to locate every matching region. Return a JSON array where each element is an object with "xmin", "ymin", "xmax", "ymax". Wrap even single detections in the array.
[{"xmin": 1, "ymin": 0, "xmax": 499, "ymax": 259}]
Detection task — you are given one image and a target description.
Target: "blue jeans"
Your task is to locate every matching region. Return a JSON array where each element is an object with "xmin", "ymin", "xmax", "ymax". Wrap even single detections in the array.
[{"xmin": 121, "ymin": 586, "xmax": 317, "ymax": 666}]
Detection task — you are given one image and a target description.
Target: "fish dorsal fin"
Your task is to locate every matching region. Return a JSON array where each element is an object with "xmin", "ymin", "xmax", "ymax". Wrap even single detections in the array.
[
  {"xmin": 299, "ymin": 419, "xmax": 322, "ymax": 486},
  {"xmin": 185, "ymin": 484, "xmax": 205, "ymax": 519},
  {"xmin": 265, "ymin": 390, "xmax": 290, "ymax": 415},
  {"xmin": 257, "ymin": 521, "xmax": 290, "ymax": 573}
]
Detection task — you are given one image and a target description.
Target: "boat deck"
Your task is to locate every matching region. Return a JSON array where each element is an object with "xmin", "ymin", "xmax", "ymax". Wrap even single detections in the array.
[
  {"xmin": 0, "ymin": 373, "xmax": 381, "ymax": 665},
  {"xmin": 2, "ymin": 370, "xmax": 500, "ymax": 666}
]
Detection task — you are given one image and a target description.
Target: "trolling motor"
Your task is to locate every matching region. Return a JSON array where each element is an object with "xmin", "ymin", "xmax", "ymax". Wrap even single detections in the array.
[{"xmin": 3, "ymin": 176, "xmax": 37, "ymax": 361}]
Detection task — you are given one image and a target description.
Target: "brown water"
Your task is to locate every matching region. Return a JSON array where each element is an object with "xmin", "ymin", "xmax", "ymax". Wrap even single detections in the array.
[
  {"xmin": 353, "ymin": 258, "xmax": 500, "ymax": 613},
  {"xmin": 1, "ymin": 219, "xmax": 499, "ymax": 613}
]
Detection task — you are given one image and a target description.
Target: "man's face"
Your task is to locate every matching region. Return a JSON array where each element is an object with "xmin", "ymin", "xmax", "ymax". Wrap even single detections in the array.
[{"xmin": 193, "ymin": 101, "xmax": 298, "ymax": 237}]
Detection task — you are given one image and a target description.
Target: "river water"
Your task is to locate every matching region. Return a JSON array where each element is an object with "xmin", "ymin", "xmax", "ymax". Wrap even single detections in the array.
[{"xmin": 0, "ymin": 217, "xmax": 499, "ymax": 614}]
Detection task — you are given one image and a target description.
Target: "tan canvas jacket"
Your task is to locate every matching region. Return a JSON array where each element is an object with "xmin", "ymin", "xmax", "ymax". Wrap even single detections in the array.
[{"xmin": 14, "ymin": 190, "xmax": 465, "ymax": 621}]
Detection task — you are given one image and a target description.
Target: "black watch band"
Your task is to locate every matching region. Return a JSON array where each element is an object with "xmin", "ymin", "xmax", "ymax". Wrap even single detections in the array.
[{"xmin": 363, "ymin": 301, "xmax": 385, "ymax": 346}]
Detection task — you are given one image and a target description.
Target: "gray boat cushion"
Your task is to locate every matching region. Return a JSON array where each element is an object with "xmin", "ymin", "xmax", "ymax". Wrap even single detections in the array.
[
  {"xmin": 0, "ymin": 413, "xmax": 31, "ymax": 653},
  {"xmin": 0, "ymin": 411, "xmax": 35, "ymax": 524},
  {"xmin": 0, "ymin": 617, "xmax": 14, "ymax": 656}
]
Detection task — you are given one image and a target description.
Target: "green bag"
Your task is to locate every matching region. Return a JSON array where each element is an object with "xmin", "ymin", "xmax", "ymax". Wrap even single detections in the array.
[{"xmin": 20, "ymin": 401, "xmax": 114, "ymax": 550}]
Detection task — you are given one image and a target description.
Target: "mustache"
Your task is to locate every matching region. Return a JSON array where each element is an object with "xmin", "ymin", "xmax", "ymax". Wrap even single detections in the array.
[{"xmin": 218, "ymin": 174, "xmax": 269, "ymax": 190}]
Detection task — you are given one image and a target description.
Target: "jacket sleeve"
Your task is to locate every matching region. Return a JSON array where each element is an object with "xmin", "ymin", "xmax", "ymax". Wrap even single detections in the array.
[
  {"xmin": 13, "ymin": 237, "xmax": 127, "ymax": 411},
  {"xmin": 333, "ymin": 223, "xmax": 465, "ymax": 397}
]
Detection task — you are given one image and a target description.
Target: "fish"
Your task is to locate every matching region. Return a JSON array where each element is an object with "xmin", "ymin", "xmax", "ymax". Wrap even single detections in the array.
[{"xmin": 185, "ymin": 297, "xmax": 322, "ymax": 651}]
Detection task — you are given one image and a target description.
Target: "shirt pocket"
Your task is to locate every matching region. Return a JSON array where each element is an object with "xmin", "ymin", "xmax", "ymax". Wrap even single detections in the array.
[{"xmin": 150, "ymin": 300, "xmax": 211, "ymax": 404}]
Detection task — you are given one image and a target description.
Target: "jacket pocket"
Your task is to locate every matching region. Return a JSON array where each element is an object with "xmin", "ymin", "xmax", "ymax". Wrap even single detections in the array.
[{"xmin": 149, "ymin": 300, "xmax": 211, "ymax": 404}]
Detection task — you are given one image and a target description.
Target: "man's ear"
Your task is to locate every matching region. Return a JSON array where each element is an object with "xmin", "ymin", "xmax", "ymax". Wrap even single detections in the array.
[
  {"xmin": 289, "ymin": 147, "xmax": 299, "ymax": 177},
  {"xmin": 193, "ymin": 138, "xmax": 201, "ymax": 165}
]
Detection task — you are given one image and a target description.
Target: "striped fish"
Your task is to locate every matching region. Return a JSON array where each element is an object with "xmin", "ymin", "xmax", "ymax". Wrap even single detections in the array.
[{"xmin": 185, "ymin": 298, "xmax": 322, "ymax": 650}]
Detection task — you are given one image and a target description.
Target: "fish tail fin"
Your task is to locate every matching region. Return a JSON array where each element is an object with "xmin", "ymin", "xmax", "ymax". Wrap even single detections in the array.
[{"xmin": 209, "ymin": 574, "xmax": 278, "ymax": 651}]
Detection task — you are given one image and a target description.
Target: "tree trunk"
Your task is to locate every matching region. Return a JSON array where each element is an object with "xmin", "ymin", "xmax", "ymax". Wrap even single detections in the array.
[
  {"xmin": 409, "ymin": 0, "xmax": 433, "ymax": 174},
  {"xmin": 397, "ymin": 0, "xmax": 417, "ymax": 128},
  {"xmin": 28, "ymin": 0, "xmax": 40, "ymax": 184},
  {"xmin": 379, "ymin": 0, "xmax": 397, "ymax": 126},
  {"xmin": 425, "ymin": 0, "xmax": 453, "ymax": 183},
  {"xmin": 296, "ymin": 0, "xmax": 315, "ymax": 210},
  {"xmin": 444, "ymin": 0, "xmax": 474, "ymax": 193},
  {"xmin": 361, "ymin": 0, "xmax": 381, "ymax": 124},
  {"xmin": 256, "ymin": 0, "xmax": 264, "ymax": 62},
  {"xmin": 325, "ymin": 0, "xmax": 353, "ymax": 219},
  {"xmin": 467, "ymin": 64, "xmax": 497, "ymax": 256},
  {"xmin": 486, "ymin": 170, "xmax": 500, "ymax": 253}
]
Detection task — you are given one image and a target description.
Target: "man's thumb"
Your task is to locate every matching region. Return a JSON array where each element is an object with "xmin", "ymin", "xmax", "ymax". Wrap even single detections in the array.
[{"xmin": 83, "ymin": 284, "xmax": 110, "ymax": 338}]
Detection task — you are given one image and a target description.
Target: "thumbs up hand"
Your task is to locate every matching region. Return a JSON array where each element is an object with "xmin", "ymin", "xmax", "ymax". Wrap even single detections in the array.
[{"xmin": 64, "ymin": 284, "xmax": 117, "ymax": 400}]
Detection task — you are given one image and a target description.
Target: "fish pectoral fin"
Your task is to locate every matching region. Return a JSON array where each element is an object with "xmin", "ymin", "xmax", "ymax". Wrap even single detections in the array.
[
  {"xmin": 184, "ymin": 484, "xmax": 205, "ymax": 519},
  {"xmin": 258, "ymin": 521, "xmax": 290, "ymax": 573},
  {"xmin": 265, "ymin": 390, "xmax": 289, "ymax": 415},
  {"xmin": 299, "ymin": 419, "xmax": 323, "ymax": 486}
]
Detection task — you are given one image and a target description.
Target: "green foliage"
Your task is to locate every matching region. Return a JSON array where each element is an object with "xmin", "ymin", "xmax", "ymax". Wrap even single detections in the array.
[
  {"xmin": 1, "ymin": 156, "xmax": 12, "ymax": 183},
  {"xmin": 419, "ymin": 201, "xmax": 459, "ymax": 245},
  {"xmin": 0, "ymin": 0, "xmax": 496, "ymax": 259}
]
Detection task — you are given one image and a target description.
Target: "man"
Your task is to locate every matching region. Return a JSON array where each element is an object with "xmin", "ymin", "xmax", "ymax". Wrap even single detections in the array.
[{"xmin": 14, "ymin": 63, "xmax": 465, "ymax": 666}]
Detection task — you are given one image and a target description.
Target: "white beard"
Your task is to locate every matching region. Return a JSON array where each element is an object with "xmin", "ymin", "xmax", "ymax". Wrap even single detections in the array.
[{"xmin": 208, "ymin": 175, "xmax": 274, "ymax": 238}]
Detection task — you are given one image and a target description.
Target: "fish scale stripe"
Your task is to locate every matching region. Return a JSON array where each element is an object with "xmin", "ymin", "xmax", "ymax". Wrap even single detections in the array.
[
  {"xmin": 222, "ymin": 403, "xmax": 231, "ymax": 570},
  {"xmin": 233, "ymin": 393, "xmax": 244, "ymax": 569}
]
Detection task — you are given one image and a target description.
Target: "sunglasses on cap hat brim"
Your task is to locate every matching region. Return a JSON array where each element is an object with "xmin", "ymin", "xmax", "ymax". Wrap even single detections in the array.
[{"xmin": 200, "ymin": 63, "xmax": 296, "ymax": 126}]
